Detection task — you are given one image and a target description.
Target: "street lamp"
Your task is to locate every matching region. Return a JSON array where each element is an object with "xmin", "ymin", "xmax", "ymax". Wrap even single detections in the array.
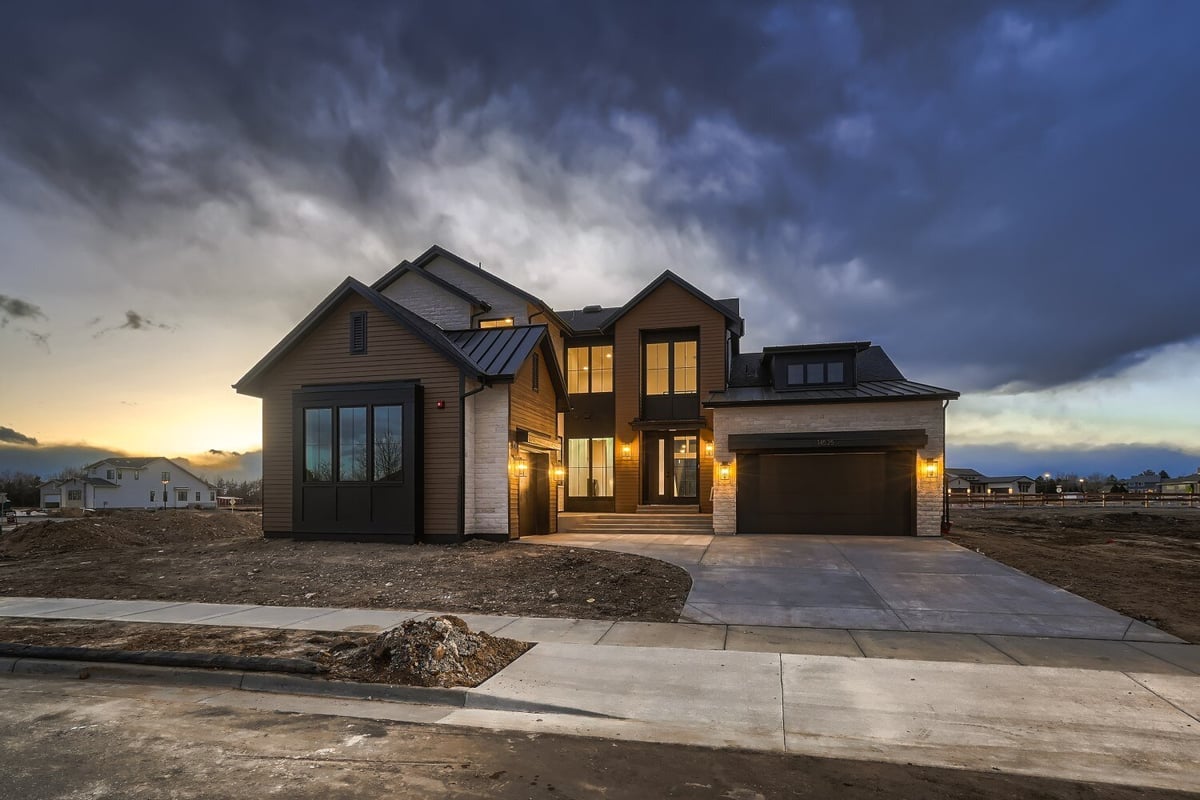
[{"xmin": 161, "ymin": 478, "xmax": 168, "ymax": 511}]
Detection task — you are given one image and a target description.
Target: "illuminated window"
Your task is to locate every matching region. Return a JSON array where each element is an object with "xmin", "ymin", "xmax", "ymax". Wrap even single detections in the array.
[
  {"xmin": 645, "ymin": 342, "xmax": 670, "ymax": 395},
  {"xmin": 479, "ymin": 318, "xmax": 515, "ymax": 328},
  {"xmin": 674, "ymin": 340, "xmax": 697, "ymax": 394},
  {"xmin": 567, "ymin": 345, "xmax": 613, "ymax": 394},
  {"xmin": 567, "ymin": 437, "xmax": 614, "ymax": 498},
  {"xmin": 591, "ymin": 345, "xmax": 612, "ymax": 392}
]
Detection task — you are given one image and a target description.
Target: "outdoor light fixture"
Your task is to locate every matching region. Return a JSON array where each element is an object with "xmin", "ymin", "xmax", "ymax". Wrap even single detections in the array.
[
  {"xmin": 160, "ymin": 478, "xmax": 168, "ymax": 511},
  {"xmin": 718, "ymin": 462, "xmax": 731, "ymax": 482},
  {"xmin": 516, "ymin": 460, "xmax": 528, "ymax": 477},
  {"xmin": 923, "ymin": 459, "xmax": 939, "ymax": 478},
  {"xmin": 553, "ymin": 466, "xmax": 565, "ymax": 482},
  {"xmin": 621, "ymin": 443, "xmax": 632, "ymax": 458},
  {"xmin": 704, "ymin": 441, "xmax": 714, "ymax": 457}
]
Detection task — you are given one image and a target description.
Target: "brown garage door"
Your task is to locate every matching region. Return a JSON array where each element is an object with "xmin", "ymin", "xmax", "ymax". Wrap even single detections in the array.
[{"xmin": 736, "ymin": 451, "xmax": 914, "ymax": 535}]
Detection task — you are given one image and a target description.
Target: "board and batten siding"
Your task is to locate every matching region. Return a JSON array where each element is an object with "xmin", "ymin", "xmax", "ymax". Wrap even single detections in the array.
[
  {"xmin": 612, "ymin": 281, "xmax": 727, "ymax": 513},
  {"xmin": 508, "ymin": 345, "xmax": 561, "ymax": 534},
  {"xmin": 256, "ymin": 294, "xmax": 463, "ymax": 536}
]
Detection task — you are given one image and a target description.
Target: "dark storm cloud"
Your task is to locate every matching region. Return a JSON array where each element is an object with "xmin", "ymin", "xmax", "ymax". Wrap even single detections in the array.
[
  {"xmin": 0, "ymin": 426, "xmax": 38, "ymax": 446},
  {"xmin": 0, "ymin": 294, "xmax": 45, "ymax": 324},
  {"xmin": 0, "ymin": 0, "xmax": 1196, "ymax": 391},
  {"xmin": 93, "ymin": 311, "xmax": 174, "ymax": 338}
]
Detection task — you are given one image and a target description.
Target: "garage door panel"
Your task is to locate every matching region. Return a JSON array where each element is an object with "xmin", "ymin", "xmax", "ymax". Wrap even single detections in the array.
[{"xmin": 737, "ymin": 451, "xmax": 914, "ymax": 535}]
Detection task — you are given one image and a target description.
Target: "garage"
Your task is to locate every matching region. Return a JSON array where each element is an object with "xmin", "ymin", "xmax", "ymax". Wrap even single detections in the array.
[
  {"xmin": 736, "ymin": 450, "xmax": 915, "ymax": 535},
  {"xmin": 728, "ymin": 429, "xmax": 929, "ymax": 535}
]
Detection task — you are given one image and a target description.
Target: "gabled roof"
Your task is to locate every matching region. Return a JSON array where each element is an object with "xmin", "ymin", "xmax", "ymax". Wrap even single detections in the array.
[
  {"xmin": 234, "ymin": 277, "xmax": 488, "ymax": 397},
  {"xmin": 370, "ymin": 260, "xmax": 491, "ymax": 310},
  {"xmin": 379, "ymin": 245, "xmax": 570, "ymax": 331},
  {"xmin": 594, "ymin": 270, "xmax": 744, "ymax": 336},
  {"xmin": 233, "ymin": 278, "xmax": 570, "ymax": 409},
  {"xmin": 554, "ymin": 305, "xmax": 623, "ymax": 333}
]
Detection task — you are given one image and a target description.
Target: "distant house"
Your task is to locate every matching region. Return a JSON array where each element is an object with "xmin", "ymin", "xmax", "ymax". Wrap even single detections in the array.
[
  {"xmin": 39, "ymin": 457, "xmax": 217, "ymax": 510},
  {"xmin": 1125, "ymin": 474, "xmax": 1162, "ymax": 493},
  {"xmin": 1160, "ymin": 471, "xmax": 1200, "ymax": 495},
  {"xmin": 946, "ymin": 468, "xmax": 1035, "ymax": 495}
]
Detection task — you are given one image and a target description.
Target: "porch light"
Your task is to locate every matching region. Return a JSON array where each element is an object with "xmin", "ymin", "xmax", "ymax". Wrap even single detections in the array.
[
  {"xmin": 704, "ymin": 441, "xmax": 714, "ymax": 457},
  {"xmin": 718, "ymin": 462, "xmax": 731, "ymax": 482},
  {"xmin": 516, "ymin": 460, "xmax": 528, "ymax": 477},
  {"xmin": 553, "ymin": 466, "xmax": 564, "ymax": 482},
  {"xmin": 621, "ymin": 443, "xmax": 632, "ymax": 458},
  {"xmin": 923, "ymin": 459, "xmax": 939, "ymax": 478}
]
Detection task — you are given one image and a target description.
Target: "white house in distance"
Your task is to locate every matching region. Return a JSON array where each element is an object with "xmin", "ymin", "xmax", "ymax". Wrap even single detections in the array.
[
  {"xmin": 947, "ymin": 468, "xmax": 1035, "ymax": 495},
  {"xmin": 39, "ymin": 457, "xmax": 218, "ymax": 510}
]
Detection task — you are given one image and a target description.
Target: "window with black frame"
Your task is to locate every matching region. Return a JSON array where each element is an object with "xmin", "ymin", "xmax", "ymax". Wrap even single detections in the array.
[{"xmin": 303, "ymin": 404, "xmax": 404, "ymax": 484}]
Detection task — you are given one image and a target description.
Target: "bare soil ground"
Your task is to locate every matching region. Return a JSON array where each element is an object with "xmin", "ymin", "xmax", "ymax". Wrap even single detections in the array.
[
  {"xmin": 946, "ymin": 507, "xmax": 1200, "ymax": 642},
  {"xmin": 0, "ymin": 615, "xmax": 530, "ymax": 687},
  {"xmin": 0, "ymin": 510, "xmax": 690, "ymax": 621}
]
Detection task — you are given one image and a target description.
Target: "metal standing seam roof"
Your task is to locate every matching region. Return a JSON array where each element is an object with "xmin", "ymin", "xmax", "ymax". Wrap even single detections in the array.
[
  {"xmin": 704, "ymin": 379, "xmax": 960, "ymax": 406},
  {"xmin": 443, "ymin": 326, "xmax": 548, "ymax": 378}
]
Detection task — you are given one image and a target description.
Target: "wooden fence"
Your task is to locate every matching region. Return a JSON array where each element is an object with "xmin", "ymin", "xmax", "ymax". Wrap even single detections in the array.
[{"xmin": 948, "ymin": 492, "xmax": 1198, "ymax": 508}]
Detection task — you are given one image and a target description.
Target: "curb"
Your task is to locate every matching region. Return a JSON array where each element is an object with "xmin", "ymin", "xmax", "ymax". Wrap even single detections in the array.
[{"xmin": 0, "ymin": 652, "xmax": 613, "ymax": 718}]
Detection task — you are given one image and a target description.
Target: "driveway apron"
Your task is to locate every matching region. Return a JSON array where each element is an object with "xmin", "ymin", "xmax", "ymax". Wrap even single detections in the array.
[{"xmin": 531, "ymin": 533, "xmax": 1175, "ymax": 641}]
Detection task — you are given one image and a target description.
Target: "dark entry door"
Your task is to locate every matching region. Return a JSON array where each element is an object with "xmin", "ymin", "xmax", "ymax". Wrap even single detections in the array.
[
  {"xmin": 736, "ymin": 451, "xmax": 914, "ymax": 535},
  {"xmin": 518, "ymin": 452, "xmax": 551, "ymax": 536},
  {"xmin": 643, "ymin": 432, "xmax": 699, "ymax": 504}
]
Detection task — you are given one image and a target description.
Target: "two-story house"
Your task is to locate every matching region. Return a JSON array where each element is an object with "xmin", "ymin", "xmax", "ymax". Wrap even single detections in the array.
[
  {"xmin": 236, "ymin": 244, "xmax": 958, "ymax": 541},
  {"xmin": 39, "ymin": 457, "xmax": 218, "ymax": 510}
]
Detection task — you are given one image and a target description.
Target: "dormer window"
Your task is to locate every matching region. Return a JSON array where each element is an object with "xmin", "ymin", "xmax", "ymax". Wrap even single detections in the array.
[{"xmin": 786, "ymin": 360, "xmax": 845, "ymax": 386}]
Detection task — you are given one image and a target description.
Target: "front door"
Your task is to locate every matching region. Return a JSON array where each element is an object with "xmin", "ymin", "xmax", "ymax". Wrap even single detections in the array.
[
  {"xmin": 518, "ymin": 452, "xmax": 551, "ymax": 536},
  {"xmin": 643, "ymin": 432, "xmax": 699, "ymax": 504}
]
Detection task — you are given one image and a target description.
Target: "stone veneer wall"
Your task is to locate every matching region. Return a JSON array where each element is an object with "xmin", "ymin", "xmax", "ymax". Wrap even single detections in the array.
[
  {"xmin": 466, "ymin": 386, "xmax": 511, "ymax": 534},
  {"xmin": 711, "ymin": 399, "xmax": 947, "ymax": 537}
]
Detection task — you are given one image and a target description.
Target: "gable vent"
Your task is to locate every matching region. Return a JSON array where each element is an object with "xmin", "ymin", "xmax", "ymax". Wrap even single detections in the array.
[{"xmin": 349, "ymin": 311, "xmax": 368, "ymax": 354}]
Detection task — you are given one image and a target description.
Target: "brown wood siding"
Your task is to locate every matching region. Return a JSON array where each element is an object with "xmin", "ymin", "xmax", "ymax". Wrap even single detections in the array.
[
  {"xmin": 256, "ymin": 295, "xmax": 463, "ymax": 535},
  {"xmin": 613, "ymin": 282, "xmax": 727, "ymax": 513},
  {"xmin": 508, "ymin": 346, "xmax": 561, "ymax": 535}
]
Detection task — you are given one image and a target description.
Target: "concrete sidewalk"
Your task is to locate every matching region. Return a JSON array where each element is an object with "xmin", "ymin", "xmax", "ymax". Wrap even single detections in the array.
[
  {"xmin": 2, "ymin": 595, "xmax": 1198, "ymax": 675},
  {"xmin": 3, "ymin": 641, "xmax": 1198, "ymax": 792}
]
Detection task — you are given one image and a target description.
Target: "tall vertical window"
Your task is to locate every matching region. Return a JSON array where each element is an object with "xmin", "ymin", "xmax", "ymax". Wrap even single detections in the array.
[
  {"xmin": 645, "ymin": 342, "xmax": 670, "ymax": 395},
  {"xmin": 372, "ymin": 405, "xmax": 403, "ymax": 481},
  {"xmin": 673, "ymin": 341, "xmax": 697, "ymax": 394},
  {"xmin": 338, "ymin": 407, "xmax": 368, "ymax": 481},
  {"xmin": 567, "ymin": 437, "xmax": 614, "ymax": 497},
  {"xmin": 567, "ymin": 345, "xmax": 613, "ymax": 393},
  {"xmin": 304, "ymin": 408, "xmax": 333, "ymax": 481}
]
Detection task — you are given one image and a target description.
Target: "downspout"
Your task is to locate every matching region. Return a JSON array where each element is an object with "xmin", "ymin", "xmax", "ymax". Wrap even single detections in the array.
[
  {"xmin": 942, "ymin": 398, "xmax": 951, "ymax": 534},
  {"xmin": 459, "ymin": 372, "xmax": 489, "ymax": 538}
]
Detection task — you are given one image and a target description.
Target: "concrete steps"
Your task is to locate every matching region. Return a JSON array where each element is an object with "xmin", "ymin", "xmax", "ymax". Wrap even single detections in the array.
[{"xmin": 558, "ymin": 512, "xmax": 713, "ymax": 535}]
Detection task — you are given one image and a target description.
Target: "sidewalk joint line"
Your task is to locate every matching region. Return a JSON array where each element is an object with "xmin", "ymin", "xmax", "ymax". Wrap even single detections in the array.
[{"xmin": 1124, "ymin": 672, "xmax": 1200, "ymax": 725}]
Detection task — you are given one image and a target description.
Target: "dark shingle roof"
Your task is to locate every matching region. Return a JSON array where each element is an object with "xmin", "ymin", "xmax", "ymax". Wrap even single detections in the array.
[
  {"xmin": 554, "ymin": 306, "xmax": 623, "ymax": 332},
  {"xmin": 85, "ymin": 457, "xmax": 157, "ymax": 470}
]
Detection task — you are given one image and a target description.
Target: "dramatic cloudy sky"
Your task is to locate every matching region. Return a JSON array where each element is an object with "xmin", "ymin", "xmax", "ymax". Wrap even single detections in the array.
[{"xmin": 1, "ymin": 0, "xmax": 1198, "ymax": 480}]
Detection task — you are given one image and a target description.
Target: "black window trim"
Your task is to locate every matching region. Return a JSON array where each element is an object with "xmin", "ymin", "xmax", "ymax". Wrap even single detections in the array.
[{"xmin": 642, "ymin": 328, "xmax": 699, "ymax": 398}]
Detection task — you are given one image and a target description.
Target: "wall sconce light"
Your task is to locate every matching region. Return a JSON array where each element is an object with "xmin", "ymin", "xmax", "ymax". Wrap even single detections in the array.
[
  {"xmin": 516, "ymin": 460, "xmax": 528, "ymax": 477},
  {"xmin": 552, "ymin": 466, "xmax": 564, "ymax": 483},
  {"xmin": 718, "ymin": 462, "xmax": 731, "ymax": 483},
  {"xmin": 704, "ymin": 441, "xmax": 714, "ymax": 457},
  {"xmin": 923, "ymin": 458, "xmax": 939, "ymax": 478},
  {"xmin": 621, "ymin": 443, "xmax": 632, "ymax": 458}
]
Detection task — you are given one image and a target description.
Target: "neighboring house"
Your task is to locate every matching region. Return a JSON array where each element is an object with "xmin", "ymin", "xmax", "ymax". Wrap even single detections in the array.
[
  {"xmin": 1125, "ymin": 474, "xmax": 1161, "ymax": 493},
  {"xmin": 236, "ymin": 244, "xmax": 958, "ymax": 541},
  {"xmin": 39, "ymin": 457, "xmax": 218, "ymax": 510},
  {"xmin": 946, "ymin": 469, "xmax": 1035, "ymax": 495},
  {"xmin": 1160, "ymin": 472, "xmax": 1200, "ymax": 494},
  {"xmin": 706, "ymin": 344, "xmax": 958, "ymax": 536}
]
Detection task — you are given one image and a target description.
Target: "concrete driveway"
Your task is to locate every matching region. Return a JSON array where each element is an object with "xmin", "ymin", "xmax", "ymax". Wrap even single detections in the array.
[{"xmin": 531, "ymin": 533, "xmax": 1180, "ymax": 642}]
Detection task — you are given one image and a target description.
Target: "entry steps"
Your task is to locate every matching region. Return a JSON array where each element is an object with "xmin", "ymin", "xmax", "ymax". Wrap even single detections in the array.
[{"xmin": 558, "ymin": 511, "xmax": 713, "ymax": 535}]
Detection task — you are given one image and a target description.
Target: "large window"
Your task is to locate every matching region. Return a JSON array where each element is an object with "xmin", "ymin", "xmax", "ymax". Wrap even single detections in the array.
[
  {"xmin": 338, "ymin": 407, "xmax": 369, "ymax": 481},
  {"xmin": 305, "ymin": 403, "xmax": 405, "ymax": 484},
  {"xmin": 567, "ymin": 437, "xmax": 614, "ymax": 498},
  {"xmin": 567, "ymin": 345, "xmax": 613, "ymax": 394},
  {"xmin": 304, "ymin": 408, "xmax": 333, "ymax": 481},
  {"xmin": 372, "ymin": 405, "xmax": 403, "ymax": 481},
  {"xmin": 644, "ymin": 337, "xmax": 696, "ymax": 396}
]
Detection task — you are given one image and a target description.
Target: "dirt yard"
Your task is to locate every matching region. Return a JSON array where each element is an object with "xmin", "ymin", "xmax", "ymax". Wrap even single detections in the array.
[
  {"xmin": 946, "ymin": 507, "xmax": 1200, "ymax": 642},
  {"xmin": 0, "ymin": 510, "xmax": 690, "ymax": 622}
]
